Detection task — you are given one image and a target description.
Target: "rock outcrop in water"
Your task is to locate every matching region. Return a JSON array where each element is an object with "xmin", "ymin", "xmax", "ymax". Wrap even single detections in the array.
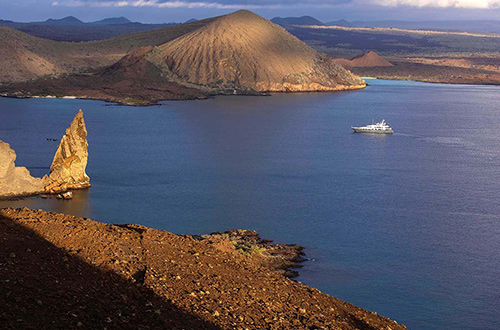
[
  {"xmin": 0, "ymin": 110, "xmax": 90, "ymax": 198},
  {"xmin": 0, "ymin": 141, "xmax": 44, "ymax": 198},
  {"xmin": 44, "ymin": 110, "xmax": 90, "ymax": 193}
]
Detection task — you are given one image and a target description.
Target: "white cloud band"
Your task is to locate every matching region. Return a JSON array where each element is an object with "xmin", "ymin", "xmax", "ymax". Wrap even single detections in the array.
[
  {"xmin": 51, "ymin": 0, "xmax": 500, "ymax": 9},
  {"xmin": 365, "ymin": 0, "xmax": 500, "ymax": 8},
  {"xmin": 52, "ymin": 0, "xmax": 281, "ymax": 9}
]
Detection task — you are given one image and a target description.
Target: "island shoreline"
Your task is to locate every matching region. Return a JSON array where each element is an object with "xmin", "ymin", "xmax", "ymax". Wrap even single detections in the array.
[{"xmin": 0, "ymin": 84, "xmax": 367, "ymax": 106}]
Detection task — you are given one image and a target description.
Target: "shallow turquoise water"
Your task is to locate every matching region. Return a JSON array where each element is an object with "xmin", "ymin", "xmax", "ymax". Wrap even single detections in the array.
[{"xmin": 1, "ymin": 79, "xmax": 499, "ymax": 329}]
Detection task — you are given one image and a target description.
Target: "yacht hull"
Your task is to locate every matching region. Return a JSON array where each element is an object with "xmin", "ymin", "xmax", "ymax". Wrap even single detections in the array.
[{"xmin": 351, "ymin": 127, "xmax": 394, "ymax": 134}]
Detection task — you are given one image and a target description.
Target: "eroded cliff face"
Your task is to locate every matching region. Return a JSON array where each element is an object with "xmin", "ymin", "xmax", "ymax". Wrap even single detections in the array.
[
  {"xmin": 0, "ymin": 110, "xmax": 90, "ymax": 199},
  {"xmin": 45, "ymin": 110, "xmax": 90, "ymax": 193},
  {"xmin": 0, "ymin": 141, "xmax": 44, "ymax": 198}
]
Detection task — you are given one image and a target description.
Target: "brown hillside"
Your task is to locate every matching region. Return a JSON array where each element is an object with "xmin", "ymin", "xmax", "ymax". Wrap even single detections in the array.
[
  {"xmin": 0, "ymin": 27, "xmax": 69, "ymax": 83},
  {"xmin": 335, "ymin": 58, "xmax": 356, "ymax": 70},
  {"xmin": 147, "ymin": 10, "xmax": 365, "ymax": 93},
  {"xmin": 0, "ymin": 46, "xmax": 206, "ymax": 105},
  {"xmin": 0, "ymin": 18, "xmax": 216, "ymax": 84},
  {"xmin": 0, "ymin": 26, "xmax": 133, "ymax": 83}
]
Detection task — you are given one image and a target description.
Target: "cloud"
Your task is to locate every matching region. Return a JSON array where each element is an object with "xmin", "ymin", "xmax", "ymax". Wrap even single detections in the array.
[
  {"xmin": 366, "ymin": 0, "xmax": 500, "ymax": 8},
  {"xmin": 52, "ymin": 0, "xmax": 283, "ymax": 8},
  {"xmin": 50, "ymin": 0, "xmax": 500, "ymax": 9},
  {"xmin": 50, "ymin": 0, "xmax": 356, "ymax": 9}
]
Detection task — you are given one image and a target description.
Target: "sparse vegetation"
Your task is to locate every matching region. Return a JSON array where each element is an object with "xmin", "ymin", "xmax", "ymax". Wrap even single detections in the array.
[{"xmin": 252, "ymin": 246, "xmax": 267, "ymax": 254}]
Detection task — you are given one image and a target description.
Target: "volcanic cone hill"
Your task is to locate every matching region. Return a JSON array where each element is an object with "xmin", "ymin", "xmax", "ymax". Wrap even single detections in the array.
[
  {"xmin": 351, "ymin": 51, "xmax": 393, "ymax": 67},
  {"xmin": 146, "ymin": 10, "xmax": 365, "ymax": 93},
  {"xmin": 336, "ymin": 51, "xmax": 393, "ymax": 70}
]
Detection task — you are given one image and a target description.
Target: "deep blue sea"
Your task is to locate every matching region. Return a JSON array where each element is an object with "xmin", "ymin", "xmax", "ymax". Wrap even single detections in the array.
[{"xmin": 1, "ymin": 79, "xmax": 499, "ymax": 330}]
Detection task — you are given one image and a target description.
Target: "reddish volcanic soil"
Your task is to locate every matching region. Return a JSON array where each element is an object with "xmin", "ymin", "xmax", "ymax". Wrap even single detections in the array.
[
  {"xmin": 0, "ymin": 207, "xmax": 407, "ymax": 330},
  {"xmin": 0, "ymin": 46, "xmax": 208, "ymax": 106}
]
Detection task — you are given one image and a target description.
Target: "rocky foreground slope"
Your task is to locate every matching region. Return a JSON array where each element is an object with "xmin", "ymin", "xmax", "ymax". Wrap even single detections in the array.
[{"xmin": 0, "ymin": 207, "xmax": 407, "ymax": 330}]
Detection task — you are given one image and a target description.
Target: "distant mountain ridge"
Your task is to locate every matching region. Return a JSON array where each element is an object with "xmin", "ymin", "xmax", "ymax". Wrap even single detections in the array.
[
  {"xmin": 271, "ymin": 16, "xmax": 324, "ymax": 26},
  {"xmin": 91, "ymin": 17, "xmax": 132, "ymax": 26},
  {"xmin": 43, "ymin": 16, "xmax": 85, "ymax": 26},
  {"xmin": 3, "ymin": 16, "xmax": 151, "ymax": 26},
  {"xmin": 325, "ymin": 19, "xmax": 353, "ymax": 27},
  {"xmin": 0, "ymin": 16, "xmax": 197, "ymax": 41}
]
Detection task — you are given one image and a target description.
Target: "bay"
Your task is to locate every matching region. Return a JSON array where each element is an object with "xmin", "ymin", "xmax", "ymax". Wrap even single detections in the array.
[{"xmin": 1, "ymin": 79, "xmax": 499, "ymax": 329}]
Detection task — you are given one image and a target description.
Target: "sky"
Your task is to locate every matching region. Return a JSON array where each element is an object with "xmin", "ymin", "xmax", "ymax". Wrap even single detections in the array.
[{"xmin": 2, "ymin": 0, "xmax": 500, "ymax": 23}]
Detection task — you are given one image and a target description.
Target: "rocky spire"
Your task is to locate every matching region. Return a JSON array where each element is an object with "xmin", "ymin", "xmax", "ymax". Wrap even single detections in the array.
[
  {"xmin": 0, "ymin": 141, "xmax": 44, "ymax": 198},
  {"xmin": 44, "ymin": 110, "xmax": 90, "ymax": 193}
]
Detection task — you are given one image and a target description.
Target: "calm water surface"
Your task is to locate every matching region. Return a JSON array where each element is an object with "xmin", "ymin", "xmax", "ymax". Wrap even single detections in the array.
[{"xmin": 1, "ymin": 80, "xmax": 499, "ymax": 330}]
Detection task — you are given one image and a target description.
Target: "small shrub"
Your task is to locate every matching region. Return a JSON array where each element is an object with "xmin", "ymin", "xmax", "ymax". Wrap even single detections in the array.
[{"xmin": 252, "ymin": 246, "xmax": 266, "ymax": 254}]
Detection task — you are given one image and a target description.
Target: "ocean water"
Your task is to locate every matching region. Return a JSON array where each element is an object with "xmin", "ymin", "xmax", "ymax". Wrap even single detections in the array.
[{"xmin": 1, "ymin": 79, "xmax": 499, "ymax": 330}]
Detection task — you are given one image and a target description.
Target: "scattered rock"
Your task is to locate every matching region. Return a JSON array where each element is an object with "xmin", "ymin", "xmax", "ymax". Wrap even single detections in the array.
[
  {"xmin": 0, "ymin": 207, "xmax": 407, "ymax": 330},
  {"xmin": 61, "ymin": 191, "xmax": 73, "ymax": 200}
]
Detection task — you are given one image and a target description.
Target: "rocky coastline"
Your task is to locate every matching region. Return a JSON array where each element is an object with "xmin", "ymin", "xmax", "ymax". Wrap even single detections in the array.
[
  {"xmin": 0, "ymin": 84, "xmax": 366, "ymax": 106},
  {"xmin": 196, "ymin": 229, "xmax": 307, "ymax": 278},
  {"xmin": 0, "ymin": 207, "xmax": 407, "ymax": 330}
]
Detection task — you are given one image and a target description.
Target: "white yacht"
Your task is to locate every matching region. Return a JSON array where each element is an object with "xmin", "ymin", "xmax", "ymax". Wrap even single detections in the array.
[{"xmin": 351, "ymin": 119, "xmax": 394, "ymax": 134}]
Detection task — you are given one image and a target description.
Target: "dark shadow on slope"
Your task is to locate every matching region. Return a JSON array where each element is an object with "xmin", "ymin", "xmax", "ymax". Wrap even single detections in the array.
[{"xmin": 0, "ymin": 213, "xmax": 222, "ymax": 330}]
